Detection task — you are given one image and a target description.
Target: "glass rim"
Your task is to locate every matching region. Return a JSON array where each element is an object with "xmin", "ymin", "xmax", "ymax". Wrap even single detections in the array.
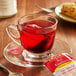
[{"xmin": 18, "ymin": 13, "xmax": 58, "ymax": 30}]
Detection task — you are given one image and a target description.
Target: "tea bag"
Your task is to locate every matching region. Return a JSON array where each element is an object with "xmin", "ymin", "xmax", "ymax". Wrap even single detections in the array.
[{"xmin": 44, "ymin": 53, "xmax": 76, "ymax": 76}]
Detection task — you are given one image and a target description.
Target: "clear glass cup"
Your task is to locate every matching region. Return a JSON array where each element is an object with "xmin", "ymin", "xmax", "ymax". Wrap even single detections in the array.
[{"xmin": 5, "ymin": 13, "xmax": 58, "ymax": 67}]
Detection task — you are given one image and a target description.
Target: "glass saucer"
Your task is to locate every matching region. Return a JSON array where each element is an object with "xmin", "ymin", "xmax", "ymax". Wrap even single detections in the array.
[{"xmin": 4, "ymin": 39, "xmax": 72, "ymax": 67}]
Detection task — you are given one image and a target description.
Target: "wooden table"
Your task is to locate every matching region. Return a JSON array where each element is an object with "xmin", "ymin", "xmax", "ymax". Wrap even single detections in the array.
[{"xmin": 0, "ymin": 0, "xmax": 76, "ymax": 76}]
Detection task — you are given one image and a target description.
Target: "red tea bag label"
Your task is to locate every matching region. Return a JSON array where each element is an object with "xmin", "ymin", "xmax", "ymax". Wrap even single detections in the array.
[
  {"xmin": 44, "ymin": 53, "xmax": 76, "ymax": 76},
  {"xmin": 54, "ymin": 62, "xmax": 76, "ymax": 76}
]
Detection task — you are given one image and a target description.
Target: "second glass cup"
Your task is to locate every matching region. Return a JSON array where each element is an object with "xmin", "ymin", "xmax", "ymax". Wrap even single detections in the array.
[{"xmin": 6, "ymin": 13, "xmax": 58, "ymax": 67}]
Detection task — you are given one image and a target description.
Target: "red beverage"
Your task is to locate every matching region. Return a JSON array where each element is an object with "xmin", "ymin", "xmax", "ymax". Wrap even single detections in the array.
[{"xmin": 18, "ymin": 20, "xmax": 57, "ymax": 53}]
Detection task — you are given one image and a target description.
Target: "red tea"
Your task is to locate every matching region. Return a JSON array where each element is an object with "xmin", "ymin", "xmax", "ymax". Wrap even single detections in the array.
[{"xmin": 18, "ymin": 20, "xmax": 57, "ymax": 53}]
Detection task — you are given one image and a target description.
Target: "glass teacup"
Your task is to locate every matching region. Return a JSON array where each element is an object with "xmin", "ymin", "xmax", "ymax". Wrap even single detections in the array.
[{"xmin": 6, "ymin": 13, "xmax": 58, "ymax": 67}]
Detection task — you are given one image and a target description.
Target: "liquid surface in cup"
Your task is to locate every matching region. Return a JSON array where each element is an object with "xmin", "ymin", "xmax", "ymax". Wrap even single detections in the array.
[{"xmin": 19, "ymin": 20, "xmax": 56, "ymax": 53}]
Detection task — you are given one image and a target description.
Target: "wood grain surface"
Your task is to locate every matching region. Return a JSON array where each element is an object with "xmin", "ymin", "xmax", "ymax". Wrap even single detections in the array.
[{"xmin": 0, "ymin": 0, "xmax": 76, "ymax": 76}]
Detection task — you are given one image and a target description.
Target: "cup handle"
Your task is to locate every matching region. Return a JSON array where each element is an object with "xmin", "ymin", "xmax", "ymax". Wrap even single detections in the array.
[{"xmin": 6, "ymin": 25, "xmax": 21, "ymax": 45}]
